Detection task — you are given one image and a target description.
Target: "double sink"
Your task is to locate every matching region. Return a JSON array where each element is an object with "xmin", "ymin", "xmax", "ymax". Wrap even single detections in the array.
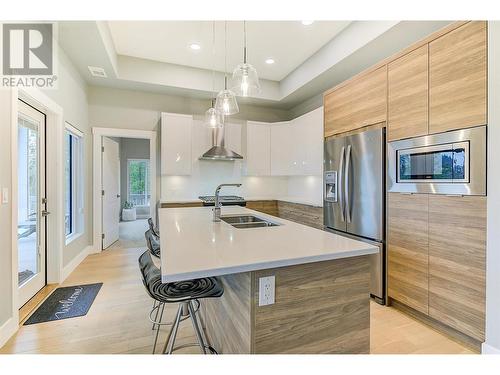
[{"xmin": 220, "ymin": 215, "xmax": 280, "ymax": 229}]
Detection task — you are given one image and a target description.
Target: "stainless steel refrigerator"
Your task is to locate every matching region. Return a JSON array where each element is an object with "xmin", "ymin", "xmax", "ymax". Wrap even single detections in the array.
[{"xmin": 324, "ymin": 127, "xmax": 385, "ymax": 303}]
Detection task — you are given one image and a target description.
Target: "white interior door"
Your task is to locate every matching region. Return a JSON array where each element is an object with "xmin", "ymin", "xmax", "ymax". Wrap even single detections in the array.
[
  {"xmin": 102, "ymin": 137, "xmax": 120, "ymax": 249},
  {"xmin": 17, "ymin": 100, "xmax": 47, "ymax": 307}
]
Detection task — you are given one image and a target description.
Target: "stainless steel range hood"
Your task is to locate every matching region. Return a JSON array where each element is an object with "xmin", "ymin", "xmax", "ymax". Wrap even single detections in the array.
[{"xmin": 199, "ymin": 126, "xmax": 243, "ymax": 161}]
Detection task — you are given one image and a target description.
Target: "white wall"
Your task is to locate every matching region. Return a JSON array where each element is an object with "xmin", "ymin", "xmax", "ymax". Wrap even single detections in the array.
[
  {"xmin": 286, "ymin": 176, "xmax": 323, "ymax": 207},
  {"xmin": 484, "ymin": 21, "xmax": 500, "ymax": 354},
  {"xmin": 42, "ymin": 47, "xmax": 91, "ymax": 266},
  {"xmin": 0, "ymin": 40, "xmax": 89, "ymax": 344}
]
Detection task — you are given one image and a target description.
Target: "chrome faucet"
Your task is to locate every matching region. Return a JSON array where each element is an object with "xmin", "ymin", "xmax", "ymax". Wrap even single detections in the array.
[{"xmin": 213, "ymin": 183, "xmax": 242, "ymax": 222}]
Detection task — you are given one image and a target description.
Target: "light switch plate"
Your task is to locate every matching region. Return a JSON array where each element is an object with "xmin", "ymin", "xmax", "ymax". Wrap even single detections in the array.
[
  {"xmin": 1, "ymin": 188, "xmax": 8, "ymax": 204},
  {"xmin": 258, "ymin": 275, "xmax": 275, "ymax": 306}
]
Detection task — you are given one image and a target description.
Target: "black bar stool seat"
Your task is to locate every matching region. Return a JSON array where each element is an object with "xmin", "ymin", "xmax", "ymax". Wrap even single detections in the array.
[
  {"xmin": 139, "ymin": 251, "xmax": 223, "ymax": 303},
  {"xmin": 138, "ymin": 251, "xmax": 223, "ymax": 354}
]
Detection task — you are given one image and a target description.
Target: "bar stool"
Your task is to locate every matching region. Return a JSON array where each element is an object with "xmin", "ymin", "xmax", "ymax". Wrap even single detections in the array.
[
  {"xmin": 145, "ymin": 228, "xmax": 161, "ymax": 258},
  {"xmin": 148, "ymin": 217, "xmax": 160, "ymax": 238},
  {"xmin": 138, "ymin": 250, "xmax": 223, "ymax": 354}
]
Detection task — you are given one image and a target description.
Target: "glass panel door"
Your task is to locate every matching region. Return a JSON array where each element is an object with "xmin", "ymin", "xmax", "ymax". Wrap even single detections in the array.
[{"xmin": 18, "ymin": 100, "xmax": 46, "ymax": 307}]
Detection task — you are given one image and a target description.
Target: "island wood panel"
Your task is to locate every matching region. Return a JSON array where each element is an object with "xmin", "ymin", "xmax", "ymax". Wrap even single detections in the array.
[
  {"xmin": 429, "ymin": 21, "xmax": 487, "ymax": 133},
  {"xmin": 324, "ymin": 66, "xmax": 387, "ymax": 137},
  {"xmin": 160, "ymin": 202, "xmax": 203, "ymax": 208},
  {"xmin": 388, "ymin": 44, "xmax": 429, "ymax": 141},
  {"xmin": 245, "ymin": 200, "xmax": 279, "ymax": 216},
  {"xmin": 203, "ymin": 272, "xmax": 253, "ymax": 354},
  {"xmin": 428, "ymin": 195, "xmax": 486, "ymax": 341},
  {"xmin": 277, "ymin": 201, "xmax": 323, "ymax": 230},
  {"xmin": 388, "ymin": 193, "xmax": 429, "ymax": 315},
  {"xmin": 252, "ymin": 256, "xmax": 370, "ymax": 354}
]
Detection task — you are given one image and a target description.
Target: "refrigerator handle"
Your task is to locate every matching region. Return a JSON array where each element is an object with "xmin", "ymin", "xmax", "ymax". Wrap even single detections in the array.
[
  {"xmin": 345, "ymin": 144, "xmax": 352, "ymax": 223},
  {"xmin": 338, "ymin": 146, "xmax": 345, "ymax": 222}
]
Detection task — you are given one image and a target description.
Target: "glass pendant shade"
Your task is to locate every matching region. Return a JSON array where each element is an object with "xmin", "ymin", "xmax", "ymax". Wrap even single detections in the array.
[
  {"xmin": 231, "ymin": 62, "xmax": 260, "ymax": 97},
  {"xmin": 215, "ymin": 88, "xmax": 239, "ymax": 115},
  {"xmin": 205, "ymin": 106, "xmax": 224, "ymax": 128}
]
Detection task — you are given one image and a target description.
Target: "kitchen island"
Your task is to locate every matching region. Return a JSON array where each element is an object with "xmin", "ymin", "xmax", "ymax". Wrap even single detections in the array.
[{"xmin": 158, "ymin": 206, "xmax": 378, "ymax": 354}]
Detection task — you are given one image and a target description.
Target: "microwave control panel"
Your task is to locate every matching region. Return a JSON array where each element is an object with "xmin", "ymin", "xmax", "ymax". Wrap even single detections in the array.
[{"xmin": 324, "ymin": 171, "xmax": 338, "ymax": 203}]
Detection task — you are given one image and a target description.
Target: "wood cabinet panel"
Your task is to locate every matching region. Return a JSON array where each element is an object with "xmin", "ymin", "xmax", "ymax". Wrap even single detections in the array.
[
  {"xmin": 277, "ymin": 201, "xmax": 323, "ymax": 230},
  {"xmin": 428, "ymin": 195, "xmax": 486, "ymax": 341},
  {"xmin": 429, "ymin": 21, "xmax": 487, "ymax": 133},
  {"xmin": 253, "ymin": 256, "xmax": 370, "ymax": 354},
  {"xmin": 246, "ymin": 200, "xmax": 279, "ymax": 217},
  {"xmin": 388, "ymin": 193, "xmax": 429, "ymax": 315},
  {"xmin": 388, "ymin": 45, "xmax": 429, "ymax": 141},
  {"xmin": 324, "ymin": 66, "xmax": 387, "ymax": 137}
]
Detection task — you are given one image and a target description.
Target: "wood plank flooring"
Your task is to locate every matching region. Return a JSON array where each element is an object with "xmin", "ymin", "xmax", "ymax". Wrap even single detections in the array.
[{"xmin": 0, "ymin": 242, "xmax": 475, "ymax": 354}]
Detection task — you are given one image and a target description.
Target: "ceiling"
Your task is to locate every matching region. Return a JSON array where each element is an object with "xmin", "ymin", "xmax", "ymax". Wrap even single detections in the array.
[
  {"xmin": 107, "ymin": 21, "xmax": 351, "ymax": 81},
  {"xmin": 58, "ymin": 21, "xmax": 453, "ymax": 112}
]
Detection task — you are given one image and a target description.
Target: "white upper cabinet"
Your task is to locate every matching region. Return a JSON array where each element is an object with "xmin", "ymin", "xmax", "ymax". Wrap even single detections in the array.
[
  {"xmin": 224, "ymin": 121, "xmax": 243, "ymax": 155},
  {"xmin": 269, "ymin": 107, "xmax": 323, "ymax": 176},
  {"xmin": 296, "ymin": 107, "xmax": 323, "ymax": 176},
  {"xmin": 161, "ymin": 112, "xmax": 192, "ymax": 175},
  {"xmin": 270, "ymin": 122, "xmax": 292, "ymax": 176},
  {"xmin": 244, "ymin": 121, "xmax": 271, "ymax": 176}
]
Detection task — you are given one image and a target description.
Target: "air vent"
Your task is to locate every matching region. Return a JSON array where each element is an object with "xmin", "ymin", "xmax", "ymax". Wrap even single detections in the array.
[{"xmin": 88, "ymin": 66, "xmax": 107, "ymax": 78}]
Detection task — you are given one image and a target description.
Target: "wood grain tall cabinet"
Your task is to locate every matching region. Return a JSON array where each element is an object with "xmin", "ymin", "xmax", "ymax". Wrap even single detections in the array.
[
  {"xmin": 324, "ymin": 66, "xmax": 387, "ymax": 137},
  {"xmin": 429, "ymin": 21, "xmax": 487, "ymax": 133},
  {"xmin": 428, "ymin": 195, "xmax": 487, "ymax": 341},
  {"xmin": 323, "ymin": 21, "xmax": 488, "ymax": 348},
  {"xmin": 388, "ymin": 193, "xmax": 429, "ymax": 315},
  {"xmin": 387, "ymin": 45, "xmax": 429, "ymax": 141}
]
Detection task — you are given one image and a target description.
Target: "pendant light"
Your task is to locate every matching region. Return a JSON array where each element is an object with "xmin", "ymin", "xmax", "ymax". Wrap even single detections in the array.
[
  {"xmin": 215, "ymin": 21, "xmax": 239, "ymax": 116},
  {"xmin": 205, "ymin": 21, "xmax": 224, "ymax": 128},
  {"xmin": 231, "ymin": 21, "xmax": 260, "ymax": 97}
]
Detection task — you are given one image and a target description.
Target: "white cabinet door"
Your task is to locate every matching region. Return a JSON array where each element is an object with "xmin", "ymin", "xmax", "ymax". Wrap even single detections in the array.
[
  {"xmin": 245, "ymin": 121, "xmax": 271, "ymax": 176},
  {"xmin": 161, "ymin": 113, "xmax": 192, "ymax": 175},
  {"xmin": 224, "ymin": 121, "xmax": 243, "ymax": 155},
  {"xmin": 302, "ymin": 107, "xmax": 324, "ymax": 176},
  {"xmin": 270, "ymin": 122, "xmax": 292, "ymax": 176}
]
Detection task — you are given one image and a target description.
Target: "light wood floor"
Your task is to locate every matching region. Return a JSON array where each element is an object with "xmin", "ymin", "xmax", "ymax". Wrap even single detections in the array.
[{"xmin": 0, "ymin": 244, "xmax": 475, "ymax": 354}]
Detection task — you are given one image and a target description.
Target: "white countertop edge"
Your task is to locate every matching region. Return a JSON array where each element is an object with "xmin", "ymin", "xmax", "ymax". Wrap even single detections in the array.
[
  {"xmin": 160, "ymin": 246, "xmax": 378, "ymax": 283},
  {"xmin": 159, "ymin": 197, "xmax": 323, "ymax": 207}
]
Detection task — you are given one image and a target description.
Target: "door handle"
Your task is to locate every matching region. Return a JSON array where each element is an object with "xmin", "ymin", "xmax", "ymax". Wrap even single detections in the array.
[
  {"xmin": 41, "ymin": 210, "xmax": 51, "ymax": 217},
  {"xmin": 116, "ymin": 194, "xmax": 121, "ymax": 198},
  {"xmin": 345, "ymin": 144, "xmax": 352, "ymax": 223},
  {"xmin": 338, "ymin": 146, "xmax": 345, "ymax": 222}
]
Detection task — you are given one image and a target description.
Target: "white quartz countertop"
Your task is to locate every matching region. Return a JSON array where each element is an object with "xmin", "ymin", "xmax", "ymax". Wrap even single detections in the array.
[{"xmin": 158, "ymin": 206, "xmax": 378, "ymax": 283}]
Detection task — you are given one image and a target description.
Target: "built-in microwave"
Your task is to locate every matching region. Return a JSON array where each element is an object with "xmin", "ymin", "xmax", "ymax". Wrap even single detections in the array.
[{"xmin": 388, "ymin": 126, "xmax": 486, "ymax": 195}]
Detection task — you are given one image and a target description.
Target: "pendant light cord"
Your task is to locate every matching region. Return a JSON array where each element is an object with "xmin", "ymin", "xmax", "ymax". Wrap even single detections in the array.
[
  {"xmin": 224, "ymin": 21, "xmax": 228, "ymax": 89},
  {"xmin": 243, "ymin": 20, "xmax": 247, "ymax": 64},
  {"xmin": 211, "ymin": 21, "xmax": 216, "ymax": 105}
]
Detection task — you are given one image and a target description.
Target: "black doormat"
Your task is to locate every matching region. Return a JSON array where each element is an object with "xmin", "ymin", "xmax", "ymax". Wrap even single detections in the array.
[{"xmin": 24, "ymin": 283, "xmax": 103, "ymax": 325}]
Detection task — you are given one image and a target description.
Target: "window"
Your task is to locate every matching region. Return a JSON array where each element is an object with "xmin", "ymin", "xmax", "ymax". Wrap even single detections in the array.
[
  {"xmin": 65, "ymin": 123, "xmax": 84, "ymax": 241},
  {"xmin": 127, "ymin": 159, "xmax": 150, "ymax": 207}
]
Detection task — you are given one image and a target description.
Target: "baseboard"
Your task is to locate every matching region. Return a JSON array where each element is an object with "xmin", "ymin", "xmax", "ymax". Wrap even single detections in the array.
[
  {"xmin": 61, "ymin": 245, "xmax": 94, "ymax": 282},
  {"xmin": 482, "ymin": 342, "xmax": 500, "ymax": 354},
  {"xmin": 0, "ymin": 317, "xmax": 18, "ymax": 349}
]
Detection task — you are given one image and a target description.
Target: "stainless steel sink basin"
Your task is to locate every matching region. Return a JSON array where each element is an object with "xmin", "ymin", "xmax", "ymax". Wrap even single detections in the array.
[{"xmin": 221, "ymin": 215, "xmax": 280, "ymax": 229}]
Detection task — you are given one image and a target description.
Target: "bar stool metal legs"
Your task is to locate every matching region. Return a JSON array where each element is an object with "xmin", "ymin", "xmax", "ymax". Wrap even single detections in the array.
[{"xmin": 160, "ymin": 301, "xmax": 215, "ymax": 354}]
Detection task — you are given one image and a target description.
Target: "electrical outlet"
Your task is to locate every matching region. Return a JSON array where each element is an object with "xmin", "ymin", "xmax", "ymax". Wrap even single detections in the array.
[{"xmin": 258, "ymin": 275, "xmax": 275, "ymax": 306}]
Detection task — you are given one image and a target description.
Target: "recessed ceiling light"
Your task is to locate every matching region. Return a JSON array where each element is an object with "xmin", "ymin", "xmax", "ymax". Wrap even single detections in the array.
[
  {"xmin": 301, "ymin": 21, "xmax": 314, "ymax": 26},
  {"xmin": 265, "ymin": 58, "xmax": 275, "ymax": 65},
  {"xmin": 190, "ymin": 43, "xmax": 201, "ymax": 50}
]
